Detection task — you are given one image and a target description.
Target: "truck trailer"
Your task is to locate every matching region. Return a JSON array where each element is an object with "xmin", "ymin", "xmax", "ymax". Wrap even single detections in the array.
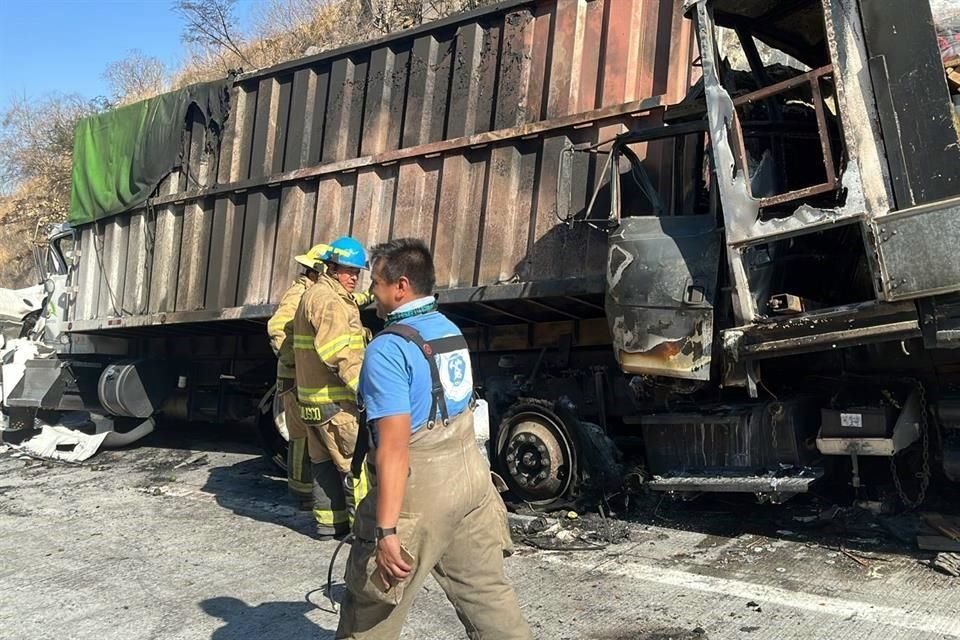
[{"xmin": 3, "ymin": 0, "xmax": 960, "ymax": 511}]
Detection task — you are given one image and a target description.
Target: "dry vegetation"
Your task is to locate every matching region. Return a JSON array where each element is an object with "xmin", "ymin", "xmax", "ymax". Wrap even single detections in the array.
[{"xmin": 0, "ymin": 0, "xmax": 495, "ymax": 288}]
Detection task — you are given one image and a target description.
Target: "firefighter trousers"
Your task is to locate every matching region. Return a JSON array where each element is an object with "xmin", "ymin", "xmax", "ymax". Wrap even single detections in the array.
[
  {"xmin": 336, "ymin": 410, "xmax": 531, "ymax": 640},
  {"xmin": 305, "ymin": 405, "xmax": 368, "ymax": 536},
  {"xmin": 279, "ymin": 381, "xmax": 313, "ymax": 502}
]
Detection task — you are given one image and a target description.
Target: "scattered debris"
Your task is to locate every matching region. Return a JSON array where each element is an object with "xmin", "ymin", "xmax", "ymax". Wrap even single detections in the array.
[
  {"xmin": 947, "ymin": 60, "xmax": 960, "ymax": 91},
  {"xmin": 507, "ymin": 512, "xmax": 543, "ymax": 530},
  {"xmin": 510, "ymin": 509, "xmax": 630, "ymax": 551},
  {"xmin": 4, "ymin": 417, "xmax": 155, "ymax": 463},
  {"xmin": 854, "ymin": 500, "xmax": 891, "ymax": 515},
  {"xmin": 931, "ymin": 552, "xmax": 960, "ymax": 577},
  {"xmin": 876, "ymin": 514, "xmax": 920, "ymax": 545},
  {"xmin": 917, "ymin": 536, "xmax": 960, "ymax": 552},
  {"xmin": 173, "ymin": 453, "xmax": 209, "ymax": 469},
  {"xmin": 917, "ymin": 513, "xmax": 960, "ymax": 552},
  {"xmin": 839, "ymin": 546, "xmax": 871, "ymax": 569},
  {"xmin": 922, "ymin": 513, "xmax": 960, "ymax": 542}
]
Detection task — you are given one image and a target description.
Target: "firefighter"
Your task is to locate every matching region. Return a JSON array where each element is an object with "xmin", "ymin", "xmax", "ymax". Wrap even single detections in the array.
[
  {"xmin": 266, "ymin": 244, "xmax": 327, "ymax": 509},
  {"xmin": 336, "ymin": 238, "xmax": 531, "ymax": 640},
  {"xmin": 293, "ymin": 236, "xmax": 371, "ymax": 539}
]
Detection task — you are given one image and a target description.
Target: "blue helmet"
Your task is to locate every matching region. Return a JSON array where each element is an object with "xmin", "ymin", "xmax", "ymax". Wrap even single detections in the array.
[{"xmin": 321, "ymin": 236, "xmax": 368, "ymax": 269}]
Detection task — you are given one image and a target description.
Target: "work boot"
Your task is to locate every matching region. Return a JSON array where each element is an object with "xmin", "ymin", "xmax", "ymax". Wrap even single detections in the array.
[
  {"xmin": 312, "ymin": 460, "xmax": 350, "ymax": 538},
  {"xmin": 314, "ymin": 527, "xmax": 350, "ymax": 542}
]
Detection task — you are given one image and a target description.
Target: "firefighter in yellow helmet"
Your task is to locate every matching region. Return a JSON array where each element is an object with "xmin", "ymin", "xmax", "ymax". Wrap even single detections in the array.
[
  {"xmin": 266, "ymin": 244, "xmax": 329, "ymax": 508},
  {"xmin": 293, "ymin": 236, "xmax": 371, "ymax": 539}
]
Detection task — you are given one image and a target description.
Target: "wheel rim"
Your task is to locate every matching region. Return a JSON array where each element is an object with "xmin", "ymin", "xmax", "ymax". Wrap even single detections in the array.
[
  {"xmin": 272, "ymin": 391, "xmax": 291, "ymax": 442},
  {"xmin": 499, "ymin": 409, "xmax": 575, "ymax": 503}
]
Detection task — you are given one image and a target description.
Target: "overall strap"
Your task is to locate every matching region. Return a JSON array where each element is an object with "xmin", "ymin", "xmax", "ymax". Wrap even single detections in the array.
[
  {"xmin": 378, "ymin": 323, "xmax": 468, "ymax": 426},
  {"xmin": 351, "ymin": 323, "xmax": 469, "ymax": 478}
]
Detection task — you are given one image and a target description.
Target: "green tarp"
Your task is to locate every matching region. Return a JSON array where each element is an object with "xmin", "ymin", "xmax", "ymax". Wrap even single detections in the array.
[{"xmin": 68, "ymin": 80, "xmax": 230, "ymax": 227}]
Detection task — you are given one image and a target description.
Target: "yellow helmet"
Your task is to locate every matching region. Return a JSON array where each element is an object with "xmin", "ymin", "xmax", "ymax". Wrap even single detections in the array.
[{"xmin": 294, "ymin": 243, "xmax": 332, "ymax": 270}]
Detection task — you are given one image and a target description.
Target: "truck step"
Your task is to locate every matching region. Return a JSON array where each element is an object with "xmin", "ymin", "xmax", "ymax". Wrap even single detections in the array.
[{"xmin": 647, "ymin": 468, "xmax": 824, "ymax": 499}]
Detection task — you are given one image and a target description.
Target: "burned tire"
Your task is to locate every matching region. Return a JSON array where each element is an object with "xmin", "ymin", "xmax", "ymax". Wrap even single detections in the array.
[{"xmin": 494, "ymin": 399, "xmax": 579, "ymax": 509}]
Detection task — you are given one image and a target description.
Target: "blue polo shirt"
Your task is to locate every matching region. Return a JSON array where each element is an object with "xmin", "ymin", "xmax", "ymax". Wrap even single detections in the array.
[{"xmin": 359, "ymin": 298, "xmax": 473, "ymax": 435}]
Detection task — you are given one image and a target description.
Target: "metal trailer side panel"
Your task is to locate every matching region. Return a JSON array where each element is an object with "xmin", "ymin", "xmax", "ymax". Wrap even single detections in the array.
[
  {"xmin": 67, "ymin": 0, "xmax": 698, "ymax": 333},
  {"xmin": 205, "ymin": 84, "xmax": 256, "ymax": 311},
  {"xmin": 176, "ymin": 109, "xmax": 215, "ymax": 312}
]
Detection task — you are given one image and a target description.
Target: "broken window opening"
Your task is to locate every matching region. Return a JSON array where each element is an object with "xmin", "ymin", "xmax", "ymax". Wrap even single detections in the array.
[
  {"xmin": 613, "ymin": 128, "xmax": 714, "ymax": 220},
  {"xmin": 708, "ymin": 0, "xmax": 845, "ymax": 216},
  {"xmin": 716, "ymin": 26, "xmax": 809, "ymax": 75},
  {"xmin": 744, "ymin": 222, "xmax": 875, "ymax": 318},
  {"xmin": 732, "ymin": 69, "xmax": 846, "ymax": 217}
]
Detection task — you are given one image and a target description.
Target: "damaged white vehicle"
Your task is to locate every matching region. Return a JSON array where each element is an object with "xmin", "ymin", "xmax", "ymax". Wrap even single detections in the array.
[{"xmin": 0, "ymin": 224, "xmax": 155, "ymax": 462}]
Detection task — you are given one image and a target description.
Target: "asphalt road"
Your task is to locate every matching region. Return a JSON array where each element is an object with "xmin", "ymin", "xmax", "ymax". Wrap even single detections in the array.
[{"xmin": 1, "ymin": 421, "xmax": 958, "ymax": 640}]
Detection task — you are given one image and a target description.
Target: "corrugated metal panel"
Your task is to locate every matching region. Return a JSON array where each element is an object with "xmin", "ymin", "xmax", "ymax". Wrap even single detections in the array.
[
  {"xmin": 69, "ymin": 0, "xmax": 698, "ymax": 330},
  {"xmin": 205, "ymin": 85, "xmax": 255, "ymax": 311}
]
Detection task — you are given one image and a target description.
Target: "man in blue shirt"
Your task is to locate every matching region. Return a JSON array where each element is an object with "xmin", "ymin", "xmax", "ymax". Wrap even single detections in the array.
[{"xmin": 336, "ymin": 238, "xmax": 531, "ymax": 640}]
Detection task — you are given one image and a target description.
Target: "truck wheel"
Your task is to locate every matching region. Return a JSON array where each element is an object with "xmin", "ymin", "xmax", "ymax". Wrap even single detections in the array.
[
  {"xmin": 495, "ymin": 399, "xmax": 579, "ymax": 509},
  {"xmin": 256, "ymin": 389, "xmax": 289, "ymax": 473}
]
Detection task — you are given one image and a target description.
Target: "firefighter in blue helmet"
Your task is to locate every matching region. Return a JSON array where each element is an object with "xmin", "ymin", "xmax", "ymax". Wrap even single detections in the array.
[{"xmin": 292, "ymin": 236, "xmax": 372, "ymax": 539}]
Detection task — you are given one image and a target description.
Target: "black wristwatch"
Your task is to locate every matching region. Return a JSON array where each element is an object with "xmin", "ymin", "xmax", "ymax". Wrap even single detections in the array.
[{"xmin": 375, "ymin": 526, "xmax": 397, "ymax": 541}]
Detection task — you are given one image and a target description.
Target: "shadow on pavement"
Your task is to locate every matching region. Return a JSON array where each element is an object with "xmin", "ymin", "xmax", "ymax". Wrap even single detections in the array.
[
  {"xmin": 201, "ymin": 455, "xmax": 318, "ymax": 538},
  {"xmin": 199, "ymin": 595, "xmax": 334, "ymax": 639}
]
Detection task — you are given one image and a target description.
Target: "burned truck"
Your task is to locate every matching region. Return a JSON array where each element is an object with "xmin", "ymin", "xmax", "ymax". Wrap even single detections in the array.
[
  {"xmin": 569, "ymin": 0, "xmax": 960, "ymax": 507},
  {"xmin": 3, "ymin": 0, "xmax": 959, "ymax": 509}
]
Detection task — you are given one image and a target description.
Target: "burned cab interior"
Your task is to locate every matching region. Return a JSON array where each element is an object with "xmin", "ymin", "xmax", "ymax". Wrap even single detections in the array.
[{"xmin": 601, "ymin": 0, "xmax": 865, "ymax": 390}]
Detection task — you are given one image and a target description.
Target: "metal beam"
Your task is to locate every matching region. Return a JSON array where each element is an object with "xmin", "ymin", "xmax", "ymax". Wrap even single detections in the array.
[
  {"xmin": 436, "ymin": 276, "xmax": 606, "ymax": 305},
  {"xmin": 521, "ymin": 298, "xmax": 583, "ymax": 321},
  {"xmin": 478, "ymin": 303, "xmax": 532, "ymax": 324},
  {"xmin": 143, "ymin": 99, "xmax": 666, "ymax": 211},
  {"xmin": 564, "ymin": 296, "xmax": 605, "ymax": 312}
]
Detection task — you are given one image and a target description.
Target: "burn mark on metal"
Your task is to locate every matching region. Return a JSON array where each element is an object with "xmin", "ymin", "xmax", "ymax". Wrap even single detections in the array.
[
  {"xmin": 606, "ymin": 215, "xmax": 720, "ymax": 381},
  {"xmin": 71, "ymin": 0, "xmax": 698, "ymax": 328}
]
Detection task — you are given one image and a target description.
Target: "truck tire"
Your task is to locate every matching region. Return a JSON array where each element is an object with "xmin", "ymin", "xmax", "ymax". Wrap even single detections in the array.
[
  {"xmin": 256, "ymin": 389, "xmax": 289, "ymax": 473},
  {"xmin": 494, "ymin": 398, "xmax": 580, "ymax": 510}
]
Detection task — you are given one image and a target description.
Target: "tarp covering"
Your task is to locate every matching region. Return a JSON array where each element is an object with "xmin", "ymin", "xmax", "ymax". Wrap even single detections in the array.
[{"xmin": 68, "ymin": 80, "xmax": 230, "ymax": 227}]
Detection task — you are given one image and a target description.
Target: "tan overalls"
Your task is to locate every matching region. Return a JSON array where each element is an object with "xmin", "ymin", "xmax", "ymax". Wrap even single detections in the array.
[{"xmin": 336, "ymin": 334, "xmax": 532, "ymax": 639}]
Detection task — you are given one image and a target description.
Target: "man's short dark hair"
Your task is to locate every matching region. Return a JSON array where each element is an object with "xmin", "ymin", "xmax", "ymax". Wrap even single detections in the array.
[{"xmin": 369, "ymin": 238, "xmax": 436, "ymax": 295}]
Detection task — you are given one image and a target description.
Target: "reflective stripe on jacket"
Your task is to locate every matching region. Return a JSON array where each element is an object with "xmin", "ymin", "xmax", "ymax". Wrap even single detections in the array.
[
  {"xmin": 267, "ymin": 275, "xmax": 313, "ymax": 380},
  {"xmin": 293, "ymin": 272, "xmax": 366, "ymax": 423}
]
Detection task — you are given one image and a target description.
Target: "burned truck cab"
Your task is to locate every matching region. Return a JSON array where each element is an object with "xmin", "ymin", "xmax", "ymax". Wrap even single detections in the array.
[
  {"xmin": 691, "ymin": 0, "xmax": 960, "ymax": 355},
  {"xmin": 603, "ymin": 0, "xmax": 960, "ymax": 502}
]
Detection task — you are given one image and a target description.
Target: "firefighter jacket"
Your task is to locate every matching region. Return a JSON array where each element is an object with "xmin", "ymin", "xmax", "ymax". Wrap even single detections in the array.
[
  {"xmin": 269, "ymin": 278, "xmax": 372, "ymax": 382},
  {"xmin": 293, "ymin": 272, "xmax": 367, "ymax": 423},
  {"xmin": 267, "ymin": 275, "xmax": 314, "ymax": 381}
]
